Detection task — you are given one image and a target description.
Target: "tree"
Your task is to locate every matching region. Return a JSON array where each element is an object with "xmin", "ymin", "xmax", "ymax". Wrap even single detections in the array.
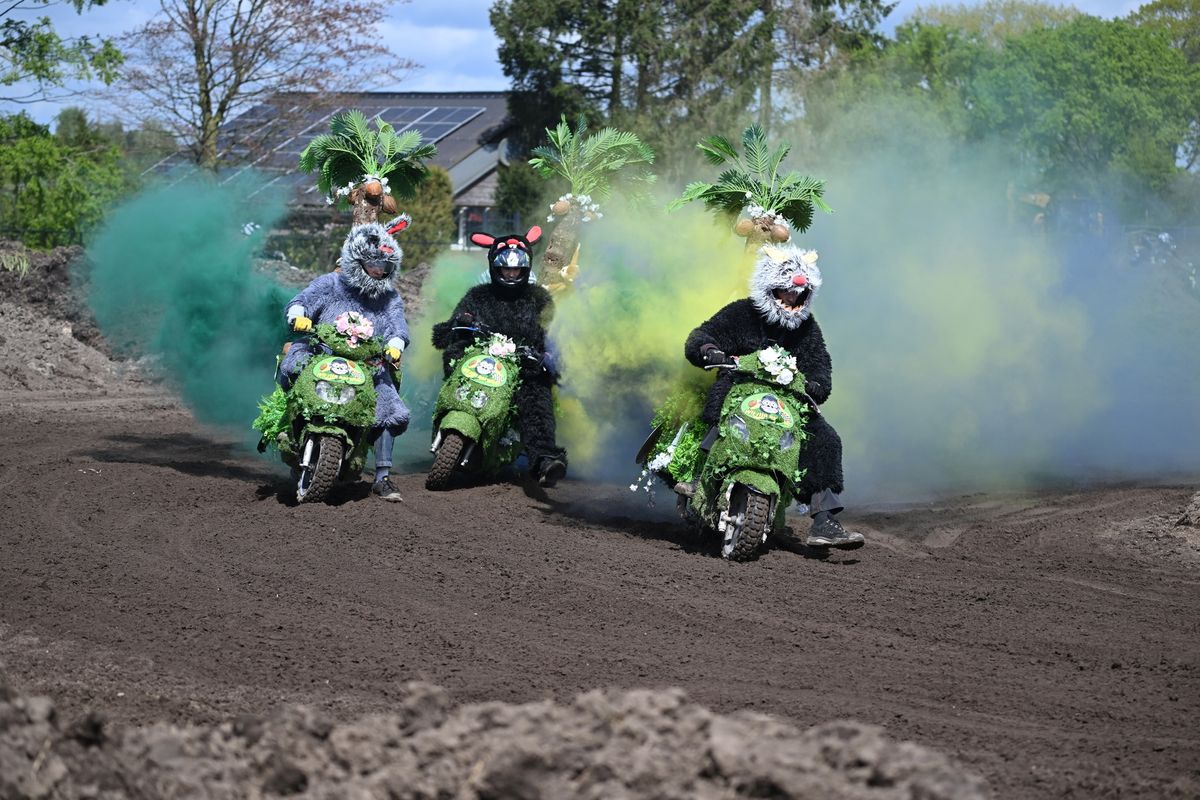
[
  {"xmin": 0, "ymin": 112, "xmax": 129, "ymax": 247},
  {"xmin": 1, "ymin": 0, "xmax": 122, "ymax": 103},
  {"xmin": 527, "ymin": 115, "xmax": 655, "ymax": 294},
  {"xmin": 398, "ymin": 165, "xmax": 454, "ymax": 271},
  {"xmin": 969, "ymin": 16, "xmax": 1195, "ymax": 193},
  {"xmin": 119, "ymin": 0, "xmax": 417, "ymax": 168},
  {"xmin": 1130, "ymin": 0, "xmax": 1200, "ymax": 171},
  {"xmin": 299, "ymin": 109, "xmax": 436, "ymax": 226},
  {"xmin": 491, "ymin": 0, "xmax": 774, "ymax": 166},
  {"xmin": 907, "ymin": 0, "xmax": 1078, "ymax": 47}
]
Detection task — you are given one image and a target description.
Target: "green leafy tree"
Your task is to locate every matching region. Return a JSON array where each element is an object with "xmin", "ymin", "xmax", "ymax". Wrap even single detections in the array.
[
  {"xmin": 398, "ymin": 165, "xmax": 455, "ymax": 271},
  {"xmin": 969, "ymin": 16, "xmax": 1194, "ymax": 194},
  {"xmin": 0, "ymin": 112, "xmax": 129, "ymax": 247},
  {"xmin": 495, "ymin": 160, "xmax": 553, "ymax": 228},
  {"xmin": 669, "ymin": 124, "xmax": 830, "ymax": 245},
  {"xmin": 1130, "ymin": 0, "xmax": 1200, "ymax": 171},
  {"xmin": 299, "ymin": 110, "xmax": 437, "ymax": 226},
  {"xmin": 907, "ymin": 0, "xmax": 1078, "ymax": 46},
  {"xmin": 527, "ymin": 115, "xmax": 655, "ymax": 293},
  {"xmin": 1, "ymin": 0, "xmax": 122, "ymax": 103},
  {"xmin": 491, "ymin": 0, "xmax": 775, "ymax": 166}
]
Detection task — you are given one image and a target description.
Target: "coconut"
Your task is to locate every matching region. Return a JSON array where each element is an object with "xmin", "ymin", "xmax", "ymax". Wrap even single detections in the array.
[
  {"xmin": 770, "ymin": 224, "xmax": 790, "ymax": 242},
  {"xmin": 363, "ymin": 179, "xmax": 384, "ymax": 200},
  {"xmin": 551, "ymin": 199, "xmax": 571, "ymax": 216},
  {"xmin": 734, "ymin": 218, "xmax": 754, "ymax": 237},
  {"xmin": 382, "ymin": 194, "xmax": 398, "ymax": 215}
]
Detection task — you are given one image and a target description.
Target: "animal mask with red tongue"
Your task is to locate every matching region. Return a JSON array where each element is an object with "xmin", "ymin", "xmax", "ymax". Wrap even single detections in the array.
[{"xmin": 750, "ymin": 244, "xmax": 823, "ymax": 329}]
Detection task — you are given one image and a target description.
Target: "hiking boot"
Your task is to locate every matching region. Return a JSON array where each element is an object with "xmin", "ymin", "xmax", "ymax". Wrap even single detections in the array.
[
  {"xmin": 371, "ymin": 477, "xmax": 404, "ymax": 502},
  {"xmin": 805, "ymin": 513, "xmax": 864, "ymax": 550},
  {"xmin": 536, "ymin": 458, "xmax": 567, "ymax": 488}
]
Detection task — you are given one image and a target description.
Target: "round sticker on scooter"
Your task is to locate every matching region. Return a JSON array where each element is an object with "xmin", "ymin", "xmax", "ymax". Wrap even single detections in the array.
[
  {"xmin": 740, "ymin": 392, "xmax": 795, "ymax": 428},
  {"xmin": 311, "ymin": 356, "xmax": 367, "ymax": 385},
  {"xmin": 461, "ymin": 355, "xmax": 508, "ymax": 387}
]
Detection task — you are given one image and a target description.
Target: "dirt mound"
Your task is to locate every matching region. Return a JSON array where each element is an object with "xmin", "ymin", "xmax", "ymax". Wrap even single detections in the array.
[
  {"xmin": 0, "ymin": 242, "xmax": 108, "ymax": 354},
  {"xmin": 0, "ymin": 301, "xmax": 142, "ymax": 393},
  {"xmin": 0, "ymin": 673, "xmax": 986, "ymax": 800},
  {"xmin": 1178, "ymin": 491, "xmax": 1200, "ymax": 527}
]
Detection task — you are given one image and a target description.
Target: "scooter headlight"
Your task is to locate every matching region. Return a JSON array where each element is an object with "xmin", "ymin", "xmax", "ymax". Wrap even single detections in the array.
[
  {"xmin": 315, "ymin": 380, "xmax": 355, "ymax": 405},
  {"xmin": 779, "ymin": 431, "xmax": 796, "ymax": 450},
  {"xmin": 728, "ymin": 414, "xmax": 750, "ymax": 442}
]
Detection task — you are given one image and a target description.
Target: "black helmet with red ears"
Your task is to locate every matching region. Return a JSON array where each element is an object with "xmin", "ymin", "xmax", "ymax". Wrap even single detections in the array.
[{"xmin": 470, "ymin": 227, "xmax": 543, "ymax": 287}]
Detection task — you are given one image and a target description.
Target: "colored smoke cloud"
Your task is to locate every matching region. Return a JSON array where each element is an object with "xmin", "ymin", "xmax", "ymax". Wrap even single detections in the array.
[{"xmin": 81, "ymin": 174, "xmax": 291, "ymax": 435}]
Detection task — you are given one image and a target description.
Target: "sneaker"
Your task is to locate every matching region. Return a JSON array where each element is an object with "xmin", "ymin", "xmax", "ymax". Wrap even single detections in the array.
[
  {"xmin": 536, "ymin": 458, "xmax": 567, "ymax": 488},
  {"xmin": 805, "ymin": 514, "xmax": 864, "ymax": 550},
  {"xmin": 371, "ymin": 477, "xmax": 404, "ymax": 502}
]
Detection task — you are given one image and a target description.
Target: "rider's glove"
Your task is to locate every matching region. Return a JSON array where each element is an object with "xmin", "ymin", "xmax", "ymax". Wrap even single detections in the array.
[
  {"xmin": 291, "ymin": 315, "xmax": 313, "ymax": 332},
  {"xmin": 701, "ymin": 344, "xmax": 731, "ymax": 366},
  {"xmin": 385, "ymin": 346, "xmax": 402, "ymax": 364},
  {"xmin": 454, "ymin": 311, "xmax": 476, "ymax": 326}
]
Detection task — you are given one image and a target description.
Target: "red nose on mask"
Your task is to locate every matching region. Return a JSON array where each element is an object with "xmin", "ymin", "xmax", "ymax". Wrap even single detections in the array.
[{"xmin": 791, "ymin": 274, "xmax": 808, "ymax": 286}]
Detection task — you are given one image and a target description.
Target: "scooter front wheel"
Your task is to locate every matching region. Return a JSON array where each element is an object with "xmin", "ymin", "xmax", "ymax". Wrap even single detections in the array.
[
  {"xmin": 722, "ymin": 485, "xmax": 774, "ymax": 561},
  {"xmin": 426, "ymin": 430, "xmax": 467, "ymax": 490},
  {"xmin": 296, "ymin": 434, "xmax": 344, "ymax": 503}
]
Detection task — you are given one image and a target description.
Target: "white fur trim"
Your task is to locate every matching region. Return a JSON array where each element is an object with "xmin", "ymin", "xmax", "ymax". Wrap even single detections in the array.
[
  {"xmin": 386, "ymin": 337, "xmax": 405, "ymax": 352},
  {"xmin": 749, "ymin": 244, "xmax": 822, "ymax": 330},
  {"xmin": 286, "ymin": 304, "xmax": 306, "ymax": 321}
]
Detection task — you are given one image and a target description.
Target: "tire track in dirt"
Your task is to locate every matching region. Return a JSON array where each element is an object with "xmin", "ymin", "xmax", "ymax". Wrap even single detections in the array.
[{"xmin": 1, "ymin": 404, "xmax": 1198, "ymax": 799}]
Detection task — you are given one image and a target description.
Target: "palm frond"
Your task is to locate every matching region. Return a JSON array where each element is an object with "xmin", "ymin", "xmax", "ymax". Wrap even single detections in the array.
[
  {"xmin": 697, "ymin": 135, "xmax": 740, "ymax": 167},
  {"xmin": 670, "ymin": 125, "xmax": 831, "ymax": 232},
  {"xmin": 741, "ymin": 124, "xmax": 770, "ymax": 181}
]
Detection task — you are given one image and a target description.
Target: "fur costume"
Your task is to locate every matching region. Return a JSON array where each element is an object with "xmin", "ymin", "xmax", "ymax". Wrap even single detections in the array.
[
  {"xmin": 685, "ymin": 245, "xmax": 842, "ymax": 507},
  {"xmin": 281, "ymin": 222, "xmax": 411, "ymax": 436},
  {"xmin": 431, "ymin": 228, "xmax": 566, "ymax": 472}
]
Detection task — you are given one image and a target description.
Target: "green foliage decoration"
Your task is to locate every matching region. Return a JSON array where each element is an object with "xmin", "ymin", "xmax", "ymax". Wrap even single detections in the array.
[
  {"xmin": 299, "ymin": 110, "xmax": 437, "ymax": 207},
  {"xmin": 669, "ymin": 124, "xmax": 832, "ymax": 233},
  {"xmin": 529, "ymin": 115, "xmax": 655, "ymax": 201}
]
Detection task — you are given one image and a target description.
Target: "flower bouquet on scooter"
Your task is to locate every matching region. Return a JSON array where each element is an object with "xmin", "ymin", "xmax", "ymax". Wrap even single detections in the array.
[{"xmin": 426, "ymin": 331, "xmax": 526, "ymax": 489}]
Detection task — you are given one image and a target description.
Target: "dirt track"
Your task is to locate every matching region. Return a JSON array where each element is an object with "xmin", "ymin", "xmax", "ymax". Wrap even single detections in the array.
[{"xmin": 1, "ymin": 386, "xmax": 1198, "ymax": 799}]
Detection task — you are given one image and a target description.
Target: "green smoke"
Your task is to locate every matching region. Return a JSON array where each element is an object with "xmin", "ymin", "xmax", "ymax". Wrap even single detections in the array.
[{"xmin": 81, "ymin": 174, "xmax": 291, "ymax": 432}]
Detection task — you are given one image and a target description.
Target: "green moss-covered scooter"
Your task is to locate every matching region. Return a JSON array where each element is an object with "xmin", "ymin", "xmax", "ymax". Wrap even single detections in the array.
[
  {"xmin": 254, "ymin": 323, "xmax": 395, "ymax": 503},
  {"xmin": 637, "ymin": 347, "xmax": 810, "ymax": 561},
  {"xmin": 426, "ymin": 330, "xmax": 526, "ymax": 489}
]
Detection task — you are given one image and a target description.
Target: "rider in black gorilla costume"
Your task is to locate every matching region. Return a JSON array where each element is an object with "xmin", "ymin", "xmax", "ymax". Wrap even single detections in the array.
[
  {"xmin": 431, "ymin": 227, "xmax": 568, "ymax": 487},
  {"xmin": 684, "ymin": 244, "xmax": 864, "ymax": 549}
]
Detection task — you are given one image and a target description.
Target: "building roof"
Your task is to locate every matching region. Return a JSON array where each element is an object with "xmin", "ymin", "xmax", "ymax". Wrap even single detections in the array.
[{"xmin": 151, "ymin": 91, "xmax": 513, "ymax": 206}]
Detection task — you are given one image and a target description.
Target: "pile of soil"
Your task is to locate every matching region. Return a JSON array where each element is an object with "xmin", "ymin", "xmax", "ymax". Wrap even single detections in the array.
[
  {"xmin": 0, "ymin": 301, "xmax": 138, "ymax": 393},
  {"xmin": 0, "ymin": 672, "xmax": 986, "ymax": 799},
  {"xmin": 0, "ymin": 242, "xmax": 107, "ymax": 353}
]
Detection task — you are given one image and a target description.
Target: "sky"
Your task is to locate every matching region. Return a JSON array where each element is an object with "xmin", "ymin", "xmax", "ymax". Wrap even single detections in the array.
[{"xmin": 9, "ymin": 0, "xmax": 1147, "ymax": 126}]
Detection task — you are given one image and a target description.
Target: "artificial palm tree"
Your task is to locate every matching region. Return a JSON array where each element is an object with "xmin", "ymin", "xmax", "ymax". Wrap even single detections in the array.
[
  {"xmin": 669, "ymin": 124, "xmax": 831, "ymax": 247},
  {"xmin": 529, "ymin": 115, "xmax": 655, "ymax": 294},
  {"xmin": 300, "ymin": 110, "xmax": 437, "ymax": 227}
]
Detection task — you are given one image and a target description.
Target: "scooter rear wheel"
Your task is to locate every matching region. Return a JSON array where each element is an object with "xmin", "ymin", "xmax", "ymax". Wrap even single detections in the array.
[
  {"xmin": 426, "ymin": 430, "xmax": 466, "ymax": 490},
  {"xmin": 722, "ymin": 485, "xmax": 774, "ymax": 561},
  {"xmin": 296, "ymin": 434, "xmax": 343, "ymax": 504}
]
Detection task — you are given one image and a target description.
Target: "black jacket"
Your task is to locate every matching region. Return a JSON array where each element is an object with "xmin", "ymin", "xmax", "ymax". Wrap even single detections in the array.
[
  {"xmin": 684, "ymin": 299, "xmax": 832, "ymax": 421},
  {"xmin": 431, "ymin": 283, "xmax": 555, "ymax": 381}
]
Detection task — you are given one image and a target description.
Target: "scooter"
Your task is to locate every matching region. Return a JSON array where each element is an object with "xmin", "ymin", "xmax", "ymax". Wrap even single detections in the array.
[
  {"xmin": 638, "ymin": 347, "xmax": 810, "ymax": 560},
  {"xmin": 426, "ymin": 328, "xmax": 530, "ymax": 489},
  {"xmin": 255, "ymin": 320, "xmax": 394, "ymax": 503}
]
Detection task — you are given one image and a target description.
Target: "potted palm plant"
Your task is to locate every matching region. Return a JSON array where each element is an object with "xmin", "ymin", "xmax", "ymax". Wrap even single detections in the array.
[
  {"xmin": 669, "ymin": 124, "xmax": 831, "ymax": 247},
  {"xmin": 529, "ymin": 115, "xmax": 655, "ymax": 294},
  {"xmin": 300, "ymin": 110, "xmax": 437, "ymax": 227}
]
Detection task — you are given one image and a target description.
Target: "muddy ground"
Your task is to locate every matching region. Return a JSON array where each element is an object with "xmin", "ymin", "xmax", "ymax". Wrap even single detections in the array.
[{"xmin": 1, "ymin": 248, "xmax": 1198, "ymax": 798}]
